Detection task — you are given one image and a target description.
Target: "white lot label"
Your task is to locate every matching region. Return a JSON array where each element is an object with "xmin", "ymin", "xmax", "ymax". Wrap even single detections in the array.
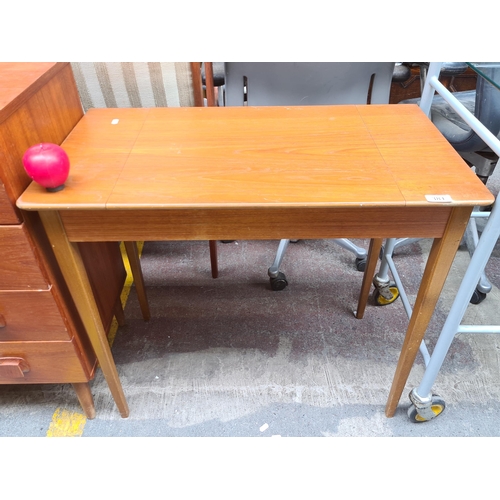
[{"xmin": 425, "ymin": 194, "xmax": 453, "ymax": 203}]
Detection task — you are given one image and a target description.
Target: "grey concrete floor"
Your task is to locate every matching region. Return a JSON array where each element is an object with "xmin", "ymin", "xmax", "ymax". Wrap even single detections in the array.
[{"xmin": 1, "ymin": 171, "xmax": 500, "ymax": 439}]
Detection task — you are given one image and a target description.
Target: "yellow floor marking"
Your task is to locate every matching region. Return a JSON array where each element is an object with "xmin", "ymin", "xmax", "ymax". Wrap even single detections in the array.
[
  {"xmin": 46, "ymin": 408, "xmax": 87, "ymax": 437},
  {"xmin": 46, "ymin": 242, "xmax": 144, "ymax": 437}
]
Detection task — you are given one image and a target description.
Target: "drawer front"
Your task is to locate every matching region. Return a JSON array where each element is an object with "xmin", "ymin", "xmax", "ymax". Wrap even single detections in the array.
[
  {"xmin": 0, "ymin": 185, "xmax": 20, "ymax": 224},
  {"xmin": 0, "ymin": 223, "xmax": 49, "ymax": 290},
  {"xmin": 0, "ymin": 339, "xmax": 89, "ymax": 383},
  {"xmin": 0, "ymin": 289, "xmax": 71, "ymax": 341}
]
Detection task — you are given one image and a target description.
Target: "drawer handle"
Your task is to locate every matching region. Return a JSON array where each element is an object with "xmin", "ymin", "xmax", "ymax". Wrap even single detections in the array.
[
  {"xmin": 0, "ymin": 314, "xmax": 5, "ymax": 328},
  {"xmin": 0, "ymin": 357, "xmax": 30, "ymax": 378}
]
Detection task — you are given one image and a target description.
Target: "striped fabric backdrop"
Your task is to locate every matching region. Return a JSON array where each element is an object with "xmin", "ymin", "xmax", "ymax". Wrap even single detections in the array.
[{"xmin": 70, "ymin": 62, "xmax": 196, "ymax": 112}]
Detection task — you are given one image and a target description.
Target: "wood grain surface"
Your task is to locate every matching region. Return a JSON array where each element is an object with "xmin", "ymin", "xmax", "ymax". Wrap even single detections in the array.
[{"xmin": 17, "ymin": 104, "xmax": 494, "ymax": 212}]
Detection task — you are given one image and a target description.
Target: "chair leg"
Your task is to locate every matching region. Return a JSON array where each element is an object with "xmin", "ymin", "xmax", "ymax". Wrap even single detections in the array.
[
  {"xmin": 123, "ymin": 241, "xmax": 151, "ymax": 321},
  {"xmin": 268, "ymin": 238, "xmax": 369, "ymax": 289},
  {"xmin": 209, "ymin": 240, "xmax": 218, "ymax": 278},
  {"xmin": 268, "ymin": 239, "xmax": 290, "ymax": 278},
  {"xmin": 113, "ymin": 297, "xmax": 126, "ymax": 327},
  {"xmin": 356, "ymin": 238, "xmax": 383, "ymax": 319}
]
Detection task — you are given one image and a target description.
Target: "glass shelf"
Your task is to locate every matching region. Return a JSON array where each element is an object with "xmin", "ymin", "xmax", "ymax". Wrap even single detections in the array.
[{"xmin": 466, "ymin": 62, "xmax": 500, "ymax": 90}]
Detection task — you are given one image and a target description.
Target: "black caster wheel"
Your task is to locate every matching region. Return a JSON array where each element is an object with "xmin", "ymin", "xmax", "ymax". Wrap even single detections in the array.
[
  {"xmin": 470, "ymin": 288, "xmax": 487, "ymax": 305},
  {"xmin": 407, "ymin": 395, "xmax": 446, "ymax": 423},
  {"xmin": 270, "ymin": 272, "xmax": 288, "ymax": 291},
  {"xmin": 374, "ymin": 282, "xmax": 400, "ymax": 306},
  {"xmin": 355, "ymin": 257, "xmax": 367, "ymax": 272}
]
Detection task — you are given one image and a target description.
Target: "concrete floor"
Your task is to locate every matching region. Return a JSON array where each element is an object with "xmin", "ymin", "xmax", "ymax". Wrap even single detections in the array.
[{"xmin": 1, "ymin": 172, "xmax": 500, "ymax": 439}]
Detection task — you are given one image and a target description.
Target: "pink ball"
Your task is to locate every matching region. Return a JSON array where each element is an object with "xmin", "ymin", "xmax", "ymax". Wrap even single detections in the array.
[{"xmin": 22, "ymin": 143, "xmax": 70, "ymax": 192}]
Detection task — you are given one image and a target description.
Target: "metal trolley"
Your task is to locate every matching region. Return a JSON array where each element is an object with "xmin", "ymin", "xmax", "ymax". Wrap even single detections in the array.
[{"xmin": 373, "ymin": 62, "xmax": 500, "ymax": 422}]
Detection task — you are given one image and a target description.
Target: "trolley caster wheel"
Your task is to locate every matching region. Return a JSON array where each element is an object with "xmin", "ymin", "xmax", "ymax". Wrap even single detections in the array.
[
  {"xmin": 270, "ymin": 272, "xmax": 288, "ymax": 291},
  {"xmin": 355, "ymin": 257, "xmax": 367, "ymax": 272},
  {"xmin": 374, "ymin": 282, "xmax": 400, "ymax": 306},
  {"xmin": 470, "ymin": 288, "xmax": 487, "ymax": 305},
  {"xmin": 407, "ymin": 395, "xmax": 446, "ymax": 423}
]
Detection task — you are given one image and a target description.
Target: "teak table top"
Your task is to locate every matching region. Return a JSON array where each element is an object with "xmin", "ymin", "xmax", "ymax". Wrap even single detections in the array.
[{"xmin": 17, "ymin": 104, "xmax": 493, "ymax": 212}]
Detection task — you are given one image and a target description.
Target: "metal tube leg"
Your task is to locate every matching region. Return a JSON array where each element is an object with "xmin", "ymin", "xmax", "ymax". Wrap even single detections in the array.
[
  {"xmin": 392, "ymin": 237, "xmax": 422, "ymax": 252},
  {"xmin": 268, "ymin": 239, "xmax": 290, "ymax": 278},
  {"xmin": 376, "ymin": 238, "xmax": 396, "ymax": 281},
  {"xmin": 464, "ymin": 217, "xmax": 492, "ymax": 294},
  {"xmin": 373, "ymin": 238, "xmax": 398, "ymax": 301},
  {"xmin": 333, "ymin": 238, "xmax": 367, "ymax": 259}
]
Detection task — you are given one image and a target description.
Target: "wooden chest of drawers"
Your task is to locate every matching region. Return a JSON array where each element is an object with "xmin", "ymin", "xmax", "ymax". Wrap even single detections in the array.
[{"xmin": 0, "ymin": 62, "xmax": 126, "ymax": 417}]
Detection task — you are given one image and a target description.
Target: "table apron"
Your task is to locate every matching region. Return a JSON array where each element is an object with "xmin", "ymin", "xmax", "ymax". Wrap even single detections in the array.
[{"xmin": 59, "ymin": 206, "xmax": 457, "ymax": 242}]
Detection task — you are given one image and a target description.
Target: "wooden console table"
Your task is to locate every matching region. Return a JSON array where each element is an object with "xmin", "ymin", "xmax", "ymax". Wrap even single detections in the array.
[{"xmin": 16, "ymin": 104, "xmax": 494, "ymax": 418}]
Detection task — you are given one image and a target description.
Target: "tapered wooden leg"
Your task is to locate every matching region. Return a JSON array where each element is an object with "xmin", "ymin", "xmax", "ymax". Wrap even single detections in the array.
[
  {"xmin": 356, "ymin": 238, "xmax": 383, "ymax": 319},
  {"xmin": 40, "ymin": 211, "xmax": 129, "ymax": 418},
  {"xmin": 72, "ymin": 382, "xmax": 96, "ymax": 419},
  {"xmin": 123, "ymin": 241, "xmax": 150, "ymax": 321},
  {"xmin": 385, "ymin": 207, "xmax": 472, "ymax": 417},
  {"xmin": 113, "ymin": 297, "xmax": 126, "ymax": 327},
  {"xmin": 209, "ymin": 240, "xmax": 218, "ymax": 278}
]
